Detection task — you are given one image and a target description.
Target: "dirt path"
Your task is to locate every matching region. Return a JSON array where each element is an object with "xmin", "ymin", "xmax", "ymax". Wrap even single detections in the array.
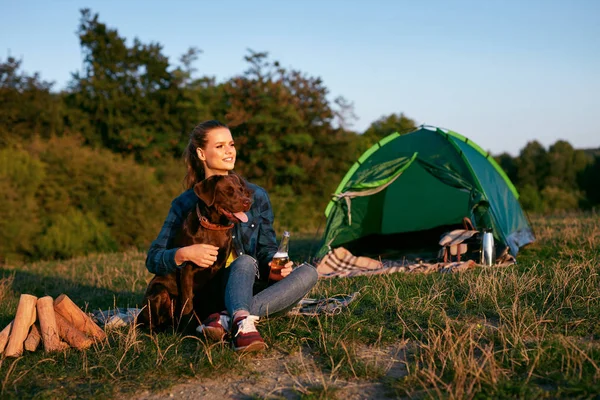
[{"xmin": 133, "ymin": 345, "xmax": 407, "ymax": 399}]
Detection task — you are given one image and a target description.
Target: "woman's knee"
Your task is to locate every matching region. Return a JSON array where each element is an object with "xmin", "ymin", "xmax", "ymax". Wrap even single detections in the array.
[
  {"xmin": 293, "ymin": 263, "xmax": 319, "ymax": 288},
  {"xmin": 229, "ymin": 254, "xmax": 258, "ymax": 274}
]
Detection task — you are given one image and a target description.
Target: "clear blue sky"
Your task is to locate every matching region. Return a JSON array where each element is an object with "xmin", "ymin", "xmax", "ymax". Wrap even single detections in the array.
[{"xmin": 1, "ymin": 0, "xmax": 598, "ymax": 155}]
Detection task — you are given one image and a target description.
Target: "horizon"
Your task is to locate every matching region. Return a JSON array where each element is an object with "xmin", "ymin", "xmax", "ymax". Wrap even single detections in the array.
[{"xmin": 1, "ymin": 0, "xmax": 599, "ymax": 156}]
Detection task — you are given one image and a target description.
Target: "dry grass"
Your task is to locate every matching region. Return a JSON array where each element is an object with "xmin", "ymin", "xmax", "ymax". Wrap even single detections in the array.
[{"xmin": 0, "ymin": 212, "xmax": 598, "ymax": 399}]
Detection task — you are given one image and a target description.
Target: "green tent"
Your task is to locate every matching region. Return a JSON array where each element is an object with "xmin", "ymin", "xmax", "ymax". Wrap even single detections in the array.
[{"xmin": 317, "ymin": 126, "xmax": 534, "ymax": 259}]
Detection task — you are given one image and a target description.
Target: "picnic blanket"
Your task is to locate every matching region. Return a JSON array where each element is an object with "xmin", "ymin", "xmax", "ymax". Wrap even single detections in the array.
[
  {"xmin": 93, "ymin": 308, "xmax": 141, "ymax": 328},
  {"xmin": 289, "ymin": 292, "xmax": 360, "ymax": 316},
  {"xmin": 91, "ymin": 294, "xmax": 361, "ymax": 326},
  {"xmin": 316, "ymin": 246, "xmax": 515, "ymax": 278}
]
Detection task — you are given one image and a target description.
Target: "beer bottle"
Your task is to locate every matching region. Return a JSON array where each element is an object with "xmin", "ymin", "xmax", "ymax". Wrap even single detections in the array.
[{"xmin": 269, "ymin": 231, "xmax": 290, "ymax": 281}]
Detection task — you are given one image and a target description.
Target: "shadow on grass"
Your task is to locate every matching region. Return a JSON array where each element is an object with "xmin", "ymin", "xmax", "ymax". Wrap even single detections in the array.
[{"xmin": 0, "ymin": 268, "xmax": 142, "ymax": 326}]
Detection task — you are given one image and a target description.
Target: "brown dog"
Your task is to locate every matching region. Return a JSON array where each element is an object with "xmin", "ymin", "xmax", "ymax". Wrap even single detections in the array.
[{"xmin": 138, "ymin": 174, "xmax": 252, "ymax": 331}]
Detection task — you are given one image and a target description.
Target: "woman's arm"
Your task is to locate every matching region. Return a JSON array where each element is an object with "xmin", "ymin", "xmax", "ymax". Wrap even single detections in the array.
[
  {"xmin": 146, "ymin": 192, "xmax": 220, "ymax": 275},
  {"xmin": 145, "ymin": 199, "xmax": 186, "ymax": 276}
]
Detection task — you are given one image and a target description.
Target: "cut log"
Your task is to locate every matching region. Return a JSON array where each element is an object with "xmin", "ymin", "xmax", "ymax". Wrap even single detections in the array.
[
  {"xmin": 24, "ymin": 323, "xmax": 42, "ymax": 352},
  {"xmin": 55, "ymin": 312, "xmax": 93, "ymax": 350},
  {"xmin": 0, "ymin": 320, "xmax": 14, "ymax": 353},
  {"xmin": 1, "ymin": 306, "xmax": 37, "ymax": 353},
  {"xmin": 37, "ymin": 296, "xmax": 62, "ymax": 353},
  {"xmin": 5, "ymin": 294, "xmax": 38, "ymax": 357},
  {"xmin": 54, "ymin": 294, "xmax": 106, "ymax": 342}
]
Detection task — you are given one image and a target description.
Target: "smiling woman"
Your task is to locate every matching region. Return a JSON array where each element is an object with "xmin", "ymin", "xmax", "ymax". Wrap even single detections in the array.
[
  {"xmin": 195, "ymin": 126, "xmax": 237, "ymax": 178},
  {"xmin": 145, "ymin": 119, "xmax": 318, "ymax": 352}
]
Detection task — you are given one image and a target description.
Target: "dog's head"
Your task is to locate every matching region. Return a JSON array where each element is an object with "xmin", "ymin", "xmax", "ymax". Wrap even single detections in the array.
[{"xmin": 193, "ymin": 173, "xmax": 253, "ymax": 224}]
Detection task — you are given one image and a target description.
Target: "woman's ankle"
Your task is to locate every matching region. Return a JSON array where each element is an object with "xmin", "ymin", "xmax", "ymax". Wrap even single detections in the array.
[{"xmin": 233, "ymin": 310, "xmax": 250, "ymax": 322}]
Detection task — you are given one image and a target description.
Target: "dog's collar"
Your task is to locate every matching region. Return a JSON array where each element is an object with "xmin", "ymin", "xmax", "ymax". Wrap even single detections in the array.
[{"xmin": 196, "ymin": 204, "xmax": 234, "ymax": 231}]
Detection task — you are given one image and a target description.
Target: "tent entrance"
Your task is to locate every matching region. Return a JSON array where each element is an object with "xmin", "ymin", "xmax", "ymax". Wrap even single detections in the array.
[
  {"xmin": 343, "ymin": 223, "xmax": 467, "ymax": 260},
  {"xmin": 345, "ymin": 162, "xmax": 474, "ymax": 260}
]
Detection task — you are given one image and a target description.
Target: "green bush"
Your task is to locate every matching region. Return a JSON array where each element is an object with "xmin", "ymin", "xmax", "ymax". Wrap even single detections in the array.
[
  {"xmin": 36, "ymin": 208, "xmax": 117, "ymax": 259},
  {"xmin": 0, "ymin": 136, "xmax": 328, "ymax": 260},
  {"xmin": 520, "ymin": 185, "xmax": 582, "ymax": 214},
  {"xmin": 0, "ymin": 148, "xmax": 45, "ymax": 260},
  {"xmin": 269, "ymin": 184, "xmax": 328, "ymax": 235},
  {"xmin": 540, "ymin": 186, "xmax": 581, "ymax": 212},
  {"xmin": 28, "ymin": 136, "xmax": 176, "ymax": 250},
  {"xmin": 519, "ymin": 184, "xmax": 544, "ymax": 213}
]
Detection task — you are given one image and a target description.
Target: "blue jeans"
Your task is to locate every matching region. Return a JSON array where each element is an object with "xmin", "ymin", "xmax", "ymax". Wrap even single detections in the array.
[{"xmin": 225, "ymin": 255, "xmax": 318, "ymax": 317}]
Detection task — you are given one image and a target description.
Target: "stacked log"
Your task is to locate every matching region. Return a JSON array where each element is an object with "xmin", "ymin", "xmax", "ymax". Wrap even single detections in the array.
[
  {"xmin": 4, "ymin": 294, "xmax": 37, "ymax": 357},
  {"xmin": 54, "ymin": 294, "xmax": 107, "ymax": 342},
  {"xmin": 0, "ymin": 294, "xmax": 106, "ymax": 357}
]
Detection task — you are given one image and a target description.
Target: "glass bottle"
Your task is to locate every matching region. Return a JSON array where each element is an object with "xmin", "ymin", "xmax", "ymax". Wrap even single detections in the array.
[{"xmin": 270, "ymin": 231, "xmax": 290, "ymax": 280}]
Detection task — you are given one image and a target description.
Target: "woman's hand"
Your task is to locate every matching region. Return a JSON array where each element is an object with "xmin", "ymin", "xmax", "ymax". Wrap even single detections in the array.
[
  {"xmin": 175, "ymin": 244, "xmax": 219, "ymax": 268},
  {"xmin": 279, "ymin": 261, "xmax": 294, "ymax": 278},
  {"xmin": 268, "ymin": 260, "xmax": 294, "ymax": 281}
]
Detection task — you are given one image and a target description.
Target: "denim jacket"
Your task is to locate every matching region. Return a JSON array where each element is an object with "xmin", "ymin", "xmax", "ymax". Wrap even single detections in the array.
[{"xmin": 145, "ymin": 182, "xmax": 278, "ymax": 280}]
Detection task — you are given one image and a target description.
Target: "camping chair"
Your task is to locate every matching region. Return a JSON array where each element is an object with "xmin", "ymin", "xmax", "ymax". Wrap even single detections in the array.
[{"xmin": 438, "ymin": 217, "xmax": 479, "ymax": 262}]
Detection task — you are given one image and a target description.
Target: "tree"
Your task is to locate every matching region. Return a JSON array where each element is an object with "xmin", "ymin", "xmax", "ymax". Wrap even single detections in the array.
[
  {"xmin": 544, "ymin": 140, "xmax": 589, "ymax": 190},
  {"xmin": 495, "ymin": 152, "xmax": 518, "ymax": 184},
  {"xmin": 222, "ymin": 50, "xmax": 355, "ymax": 196},
  {"xmin": 360, "ymin": 113, "xmax": 416, "ymax": 154},
  {"xmin": 332, "ymin": 96, "xmax": 358, "ymax": 131},
  {"xmin": 66, "ymin": 9, "xmax": 186, "ymax": 160},
  {"xmin": 0, "ymin": 57, "xmax": 64, "ymax": 144},
  {"xmin": 363, "ymin": 112, "xmax": 416, "ymax": 137},
  {"xmin": 171, "ymin": 48, "xmax": 229, "ymax": 157},
  {"xmin": 516, "ymin": 140, "xmax": 548, "ymax": 190}
]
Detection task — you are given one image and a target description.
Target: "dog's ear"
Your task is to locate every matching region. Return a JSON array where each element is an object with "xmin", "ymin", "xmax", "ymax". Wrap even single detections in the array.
[
  {"xmin": 194, "ymin": 176, "xmax": 219, "ymax": 206},
  {"xmin": 230, "ymin": 172, "xmax": 252, "ymax": 194},
  {"xmin": 229, "ymin": 172, "xmax": 242, "ymax": 187}
]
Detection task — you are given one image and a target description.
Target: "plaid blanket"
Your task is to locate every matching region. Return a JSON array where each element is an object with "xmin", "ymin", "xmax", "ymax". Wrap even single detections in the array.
[{"xmin": 316, "ymin": 247, "xmax": 515, "ymax": 278}]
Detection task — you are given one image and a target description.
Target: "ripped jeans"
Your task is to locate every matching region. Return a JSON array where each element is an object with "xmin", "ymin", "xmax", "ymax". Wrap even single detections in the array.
[{"xmin": 225, "ymin": 254, "xmax": 318, "ymax": 317}]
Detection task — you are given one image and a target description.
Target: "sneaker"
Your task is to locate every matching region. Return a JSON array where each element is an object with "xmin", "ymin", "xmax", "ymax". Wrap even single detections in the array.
[
  {"xmin": 232, "ymin": 315, "xmax": 267, "ymax": 352},
  {"xmin": 196, "ymin": 311, "xmax": 230, "ymax": 341}
]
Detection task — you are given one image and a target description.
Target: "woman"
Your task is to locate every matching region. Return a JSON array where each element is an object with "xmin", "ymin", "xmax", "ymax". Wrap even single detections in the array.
[{"xmin": 146, "ymin": 120, "xmax": 318, "ymax": 352}]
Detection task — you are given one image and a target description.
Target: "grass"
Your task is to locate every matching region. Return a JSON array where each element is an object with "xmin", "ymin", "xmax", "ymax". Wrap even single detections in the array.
[{"xmin": 0, "ymin": 212, "xmax": 599, "ymax": 398}]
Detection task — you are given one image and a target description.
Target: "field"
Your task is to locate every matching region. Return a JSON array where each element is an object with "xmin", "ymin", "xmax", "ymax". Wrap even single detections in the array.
[{"xmin": 0, "ymin": 212, "xmax": 598, "ymax": 399}]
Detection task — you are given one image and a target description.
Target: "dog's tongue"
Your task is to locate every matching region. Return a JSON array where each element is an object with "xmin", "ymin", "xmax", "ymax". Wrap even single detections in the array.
[{"xmin": 234, "ymin": 211, "xmax": 248, "ymax": 223}]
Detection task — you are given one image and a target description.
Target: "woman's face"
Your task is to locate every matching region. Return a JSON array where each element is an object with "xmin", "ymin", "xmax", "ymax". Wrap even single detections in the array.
[{"xmin": 197, "ymin": 127, "xmax": 236, "ymax": 177}]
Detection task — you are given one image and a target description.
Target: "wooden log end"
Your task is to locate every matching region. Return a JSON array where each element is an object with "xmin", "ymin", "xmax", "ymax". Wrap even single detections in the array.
[{"xmin": 54, "ymin": 294, "xmax": 106, "ymax": 342}]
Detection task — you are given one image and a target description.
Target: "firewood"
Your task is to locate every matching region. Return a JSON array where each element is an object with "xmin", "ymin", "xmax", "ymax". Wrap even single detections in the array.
[
  {"xmin": 0, "ymin": 320, "xmax": 14, "ymax": 353},
  {"xmin": 24, "ymin": 323, "xmax": 42, "ymax": 352},
  {"xmin": 37, "ymin": 296, "xmax": 62, "ymax": 353},
  {"xmin": 5, "ymin": 294, "xmax": 38, "ymax": 357},
  {"xmin": 2, "ymin": 304, "xmax": 38, "ymax": 353},
  {"xmin": 55, "ymin": 312, "xmax": 93, "ymax": 350},
  {"xmin": 54, "ymin": 294, "xmax": 106, "ymax": 342}
]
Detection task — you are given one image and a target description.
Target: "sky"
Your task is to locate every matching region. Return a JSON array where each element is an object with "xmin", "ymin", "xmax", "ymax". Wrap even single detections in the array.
[{"xmin": 1, "ymin": 0, "xmax": 599, "ymax": 156}]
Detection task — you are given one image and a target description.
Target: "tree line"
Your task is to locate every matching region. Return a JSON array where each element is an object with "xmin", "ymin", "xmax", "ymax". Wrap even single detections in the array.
[{"xmin": 0, "ymin": 9, "xmax": 597, "ymax": 261}]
